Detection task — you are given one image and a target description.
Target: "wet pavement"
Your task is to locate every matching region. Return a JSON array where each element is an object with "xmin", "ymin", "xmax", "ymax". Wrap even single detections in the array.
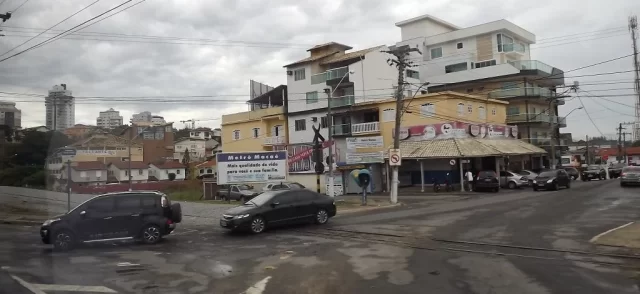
[{"xmin": 1, "ymin": 179, "xmax": 640, "ymax": 293}]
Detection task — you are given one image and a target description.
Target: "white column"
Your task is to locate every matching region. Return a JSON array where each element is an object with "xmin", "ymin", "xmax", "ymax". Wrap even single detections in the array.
[
  {"xmin": 420, "ymin": 160, "xmax": 424, "ymax": 192},
  {"xmin": 459, "ymin": 159, "xmax": 465, "ymax": 192},
  {"xmin": 385, "ymin": 162, "xmax": 390, "ymax": 193}
]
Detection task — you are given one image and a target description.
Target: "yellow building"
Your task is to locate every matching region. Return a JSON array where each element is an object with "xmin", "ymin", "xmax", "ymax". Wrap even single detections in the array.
[
  {"xmin": 329, "ymin": 91, "xmax": 545, "ymax": 194},
  {"xmin": 221, "ymin": 85, "xmax": 287, "ymax": 152}
]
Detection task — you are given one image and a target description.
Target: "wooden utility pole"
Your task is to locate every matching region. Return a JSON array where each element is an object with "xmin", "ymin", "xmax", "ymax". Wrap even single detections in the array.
[
  {"xmin": 629, "ymin": 16, "xmax": 640, "ymax": 140},
  {"xmin": 382, "ymin": 45, "xmax": 421, "ymax": 204}
]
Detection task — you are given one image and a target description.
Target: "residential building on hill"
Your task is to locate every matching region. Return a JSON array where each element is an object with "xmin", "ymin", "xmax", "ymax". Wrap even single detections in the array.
[
  {"xmin": 0, "ymin": 100, "xmax": 21, "ymax": 129},
  {"xmin": 107, "ymin": 161, "xmax": 149, "ymax": 183},
  {"xmin": 45, "ymin": 84, "xmax": 75, "ymax": 130},
  {"xmin": 59, "ymin": 161, "xmax": 108, "ymax": 187},
  {"xmin": 394, "ymin": 14, "xmax": 566, "ymax": 167},
  {"xmin": 174, "ymin": 137, "xmax": 206, "ymax": 161},
  {"xmin": 97, "ymin": 108, "xmax": 123, "ymax": 129},
  {"xmin": 122, "ymin": 123, "xmax": 175, "ymax": 163},
  {"xmin": 63, "ymin": 124, "xmax": 97, "ymax": 140},
  {"xmin": 149, "ymin": 161, "xmax": 186, "ymax": 181}
]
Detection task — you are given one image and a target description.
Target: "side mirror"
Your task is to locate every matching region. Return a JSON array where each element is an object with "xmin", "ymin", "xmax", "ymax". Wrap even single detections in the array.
[
  {"xmin": 271, "ymin": 202, "xmax": 280, "ymax": 207},
  {"xmin": 80, "ymin": 210, "xmax": 86, "ymax": 217}
]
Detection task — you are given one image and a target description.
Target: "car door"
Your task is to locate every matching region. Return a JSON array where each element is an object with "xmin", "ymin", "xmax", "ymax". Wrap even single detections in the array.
[
  {"xmin": 263, "ymin": 192, "xmax": 297, "ymax": 225},
  {"xmin": 75, "ymin": 196, "xmax": 116, "ymax": 241},
  {"xmin": 230, "ymin": 186, "xmax": 241, "ymax": 200},
  {"xmin": 556, "ymin": 170, "xmax": 567, "ymax": 186},
  {"xmin": 293, "ymin": 190, "xmax": 318, "ymax": 220},
  {"xmin": 113, "ymin": 195, "xmax": 144, "ymax": 239}
]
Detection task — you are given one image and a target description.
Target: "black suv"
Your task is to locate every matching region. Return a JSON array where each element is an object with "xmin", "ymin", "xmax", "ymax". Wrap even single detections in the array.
[
  {"xmin": 40, "ymin": 191, "xmax": 182, "ymax": 250},
  {"xmin": 533, "ymin": 170, "xmax": 571, "ymax": 191},
  {"xmin": 473, "ymin": 170, "xmax": 500, "ymax": 192}
]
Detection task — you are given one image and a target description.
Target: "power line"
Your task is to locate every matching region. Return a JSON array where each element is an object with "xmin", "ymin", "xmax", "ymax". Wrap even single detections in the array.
[
  {"xmin": 0, "ymin": 0, "xmax": 102, "ymax": 58},
  {"xmin": 9, "ymin": 0, "xmax": 28, "ymax": 13},
  {"xmin": 536, "ymin": 27, "xmax": 627, "ymax": 42},
  {"xmin": 576, "ymin": 93, "xmax": 605, "ymax": 136},
  {"xmin": 0, "ymin": 0, "xmax": 135, "ymax": 64}
]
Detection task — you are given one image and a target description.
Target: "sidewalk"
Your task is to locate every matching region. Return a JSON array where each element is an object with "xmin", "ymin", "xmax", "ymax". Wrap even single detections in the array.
[
  {"xmin": 0, "ymin": 204, "xmax": 50, "ymax": 226},
  {"xmin": 590, "ymin": 222, "xmax": 640, "ymax": 248}
]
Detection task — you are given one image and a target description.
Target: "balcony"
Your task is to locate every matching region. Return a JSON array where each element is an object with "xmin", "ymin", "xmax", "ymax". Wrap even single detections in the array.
[
  {"xmin": 310, "ymin": 66, "xmax": 350, "ymax": 85},
  {"xmin": 530, "ymin": 137, "xmax": 552, "ymax": 146},
  {"xmin": 263, "ymin": 136, "xmax": 286, "ymax": 146},
  {"xmin": 331, "ymin": 95, "xmax": 355, "ymax": 107},
  {"xmin": 488, "ymin": 86, "xmax": 556, "ymax": 99},
  {"xmin": 508, "ymin": 60, "xmax": 555, "ymax": 76},
  {"xmin": 506, "ymin": 113, "xmax": 560, "ymax": 124},
  {"xmin": 351, "ymin": 122, "xmax": 380, "ymax": 134},
  {"xmin": 332, "ymin": 124, "xmax": 351, "ymax": 136}
]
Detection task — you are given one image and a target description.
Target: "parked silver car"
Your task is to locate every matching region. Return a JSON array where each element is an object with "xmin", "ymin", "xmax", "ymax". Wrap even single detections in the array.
[
  {"xmin": 500, "ymin": 171, "xmax": 528, "ymax": 189},
  {"xmin": 262, "ymin": 182, "xmax": 306, "ymax": 192},
  {"xmin": 217, "ymin": 184, "xmax": 261, "ymax": 201}
]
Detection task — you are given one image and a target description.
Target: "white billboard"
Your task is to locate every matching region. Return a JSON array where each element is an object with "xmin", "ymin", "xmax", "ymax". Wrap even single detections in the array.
[
  {"xmin": 346, "ymin": 136, "xmax": 384, "ymax": 149},
  {"xmin": 216, "ymin": 151, "xmax": 287, "ymax": 185}
]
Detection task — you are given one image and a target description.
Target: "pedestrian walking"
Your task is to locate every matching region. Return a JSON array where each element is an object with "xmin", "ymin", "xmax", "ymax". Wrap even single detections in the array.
[{"xmin": 464, "ymin": 170, "xmax": 474, "ymax": 191}]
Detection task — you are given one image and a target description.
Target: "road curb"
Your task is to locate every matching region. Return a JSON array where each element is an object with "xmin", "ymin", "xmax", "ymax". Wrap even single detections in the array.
[{"xmin": 337, "ymin": 203, "xmax": 402, "ymax": 215}]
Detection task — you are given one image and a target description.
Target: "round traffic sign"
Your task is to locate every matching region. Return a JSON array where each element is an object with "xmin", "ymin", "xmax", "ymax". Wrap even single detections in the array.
[
  {"xmin": 390, "ymin": 154, "xmax": 400, "ymax": 164},
  {"xmin": 449, "ymin": 159, "xmax": 456, "ymax": 166}
]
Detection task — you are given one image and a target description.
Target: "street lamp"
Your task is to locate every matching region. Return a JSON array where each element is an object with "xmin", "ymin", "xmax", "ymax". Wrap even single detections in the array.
[
  {"xmin": 325, "ymin": 70, "xmax": 354, "ymax": 198},
  {"xmin": 565, "ymin": 106, "xmax": 584, "ymax": 117}
]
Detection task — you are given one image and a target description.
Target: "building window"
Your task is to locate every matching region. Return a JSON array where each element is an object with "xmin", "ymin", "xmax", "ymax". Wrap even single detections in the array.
[
  {"xmin": 475, "ymin": 60, "xmax": 497, "ymax": 69},
  {"xmin": 430, "ymin": 47, "xmax": 443, "ymax": 59},
  {"xmin": 407, "ymin": 90, "xmax": 412, "ymax": 98},
  {"xmin": 420, "ymin": 103, "xmax": 435, "ymax": 117},
  {"xmin": 294, "ymin": 119, "xmax": 306, "ymax": 131},
  {"xmin": 252, "ymin": 128, "xmax": 259, "ymax": 138},
  {"xmin": 457, "ymin": 42, "xmax": 463, "ymax": 49},
  {"xmin": 294, "ymin": 68, "xmax": 306, "ymax": 81},
  {"xmin": 155, "ymin": 132, "xmax": 164, "ymax": 140},
  {"xmin": 457, "ymin": 103, "xmax": 465, "ymax": 116},
  {"xmin": 320, "ymin": 117, "xmax": 328, "ymax": 129},
  {"xmin": 233, "ymin": 130, "xmax": 240, "ymax": 140},
  {"xmin": 502, "ymin": 82, "xmax": 519, "ymax": 89},
  {"xmin": 478, "ymin": 106, "xmax": 486, "ymax": 120},
  {"xmin": 497, "ymin": 33, "xmax": 514, "ymax": 52},
  {"xmin": 445, "ymin": 62, "xmax": 468, "ymax": 73},
  {"xmin": 406, "ymin": 69, "xmax": 419, "ymax": 79},
  {"xmin": 306, "ymin": 91, "xmax": 318, "ymax": 104},
  {"xmin": 382, "ymin": 108, "xmax": 396, "ymax": 122},
  {"xmin": 492, "ymin": 107, "xmax": 497, "ymax": 116},
  {"xmin": 467, "ymin": 104, "xmax": 473, "ymax": 113},
  {"xmin": 177, "ymin": 170, "xmax": 181, "ymax": 174},
  {"xmin": 143, "ymin": 133, "xmax": 155, "ymax": 140},
  {"xmin": 138, "ymin": 169, "xmax": 143, "ymax": 175},
  {"xmin": 507, "ymin": 106, "xmax": 520, "ymax": 115},
  {"xmin": 124, "ymin": 170, "xmax": 129, "ymax": 176}
]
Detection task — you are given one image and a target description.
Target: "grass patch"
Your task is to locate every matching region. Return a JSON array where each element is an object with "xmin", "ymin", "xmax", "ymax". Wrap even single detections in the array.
[{"xmin": 166, "ymin": 189, "xmax": 202, "ymax": 201}]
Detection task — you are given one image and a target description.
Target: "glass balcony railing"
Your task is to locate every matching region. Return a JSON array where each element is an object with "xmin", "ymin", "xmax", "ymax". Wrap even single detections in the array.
[
  {"xmin": 310, "ymin": 66, "xmax": 350, "ymax": 85},
  {"xmin": 488, "ymin": 86, "xmax": 556, "ymax": 99},
  {"xmin": 331, "ymin": 124, "xmax": 351, "ymax": 136},
  {"xmin": 331, "ymin": 95, "xmax": 355, "ymax": 107},
  {"xmin": 508, "ymin": 60, "xmax": 555, "ymax": 75},
  {"xmin": 501, "ymin": 43, "xmax": 525, "ymax": 54}
]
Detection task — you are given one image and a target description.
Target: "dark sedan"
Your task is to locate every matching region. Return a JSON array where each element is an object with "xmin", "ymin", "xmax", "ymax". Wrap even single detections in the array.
[
  {"xmin": 620, "ymin": 166, "xmax": 640, "ymax": 187},
  {"xmin": 582, "ymin": 165, "xmax": 606, "ymax": 181},
  {"xmin": 219, "ymin": 189, "xmax": 337, "ymax": 234},
  {"xmin": 533, "ymin": 170, "xmax": 571, "ymax": 191}
]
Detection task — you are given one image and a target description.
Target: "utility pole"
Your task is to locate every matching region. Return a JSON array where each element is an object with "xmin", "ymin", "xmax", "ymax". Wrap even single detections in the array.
[
  {"xmin": 629, "ymin": 16, "xmax": 640, "ymax": 141},
  {"xmin": 324, "ymin": 89, "xmax": 334, "ymax": 198},
  {"xmin": 623, "ymin": 132, "xmax": 632, "ymax": 163},
  {"xmin": 382, "ymin": 45, "xmax": 421, "ymax": 204},
  {"xmin": 618, "ymin": 123, "xmax": 625, "ymax": 162}
]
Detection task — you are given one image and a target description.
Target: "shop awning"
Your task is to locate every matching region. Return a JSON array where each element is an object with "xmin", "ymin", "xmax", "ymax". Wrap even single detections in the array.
[{"xmin": 395, "ymin": 138, "xmax": 547, "ymax": 159}]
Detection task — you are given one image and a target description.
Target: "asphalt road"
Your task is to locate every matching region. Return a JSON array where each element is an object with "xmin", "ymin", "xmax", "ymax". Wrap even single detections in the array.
[{"xmin": 2, "ymin": 179, "xmax": 640, "ymax": 293}]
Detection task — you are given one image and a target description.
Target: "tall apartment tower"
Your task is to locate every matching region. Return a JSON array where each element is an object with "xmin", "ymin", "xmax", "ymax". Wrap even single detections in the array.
[
  {"xmin": 0, "ymin": 100, "xmax": 21, "ymax": 129},
  {"xmin": 45, "ymin": 84, "xmax": 75, "ymax": 131},
  {"xmin": 96, "ymin": 108, "xmax": 123, "ymax": 129}
]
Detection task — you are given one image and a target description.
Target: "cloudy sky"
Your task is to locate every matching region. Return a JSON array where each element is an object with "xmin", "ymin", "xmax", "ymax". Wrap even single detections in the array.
[{"xmin": 0, "ymin": 0, "xmax": 638, "ymax": 140}]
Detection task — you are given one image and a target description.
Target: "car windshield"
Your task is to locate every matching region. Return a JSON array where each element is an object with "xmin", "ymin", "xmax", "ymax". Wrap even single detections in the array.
[
  {"xmin": 479, "ymin": 171, "xmax": 496, "ymax": 177},
  {"xmin": 246, "ymin": 191, "xmax": 281, "ymax": 206},
  {"xmin": 588, "ymin": 166, "xmax": 600, "ymax": 170},
  {"xmin": 539, "ymin": 171, "xmax": 556, "ymax": 177},
  {"xmin": 238, "ymin": 185, "xmax": 252, "ymax": 190},
  {"xmin": 622, "ymin": 166, "xmax": 640, "ymax": 172}
]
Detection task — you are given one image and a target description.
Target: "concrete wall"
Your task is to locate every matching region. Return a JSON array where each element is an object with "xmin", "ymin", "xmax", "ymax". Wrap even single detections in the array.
[
  {"xmin": 398, "ymin": 18, "xmax": 455, "ymax": 41},
  {"xmin": 286, "ymin": 64, "xmax": 330, "ymax": 113}
]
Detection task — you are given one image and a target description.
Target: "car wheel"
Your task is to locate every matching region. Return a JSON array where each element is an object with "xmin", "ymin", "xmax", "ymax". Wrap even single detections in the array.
[
  {"xmin": 315, "ymin": 209, "xmax": 329, "ymax": 225},
  {"xmin": 533, "ymin": 187, "xmax": 539, "ymax": 192},
  {"xmin": 52, "ymin": 230, "xmax": 75, "ymax": 251},
  {"xmin": 553, "ymin": 183, "xmax": 559, "ymax": 191},
  {"xmin": 141, "ymin": 225, "xmax": 162, "ymax": 245},
  {"xmin": 508, "ymin": 181, "xmax": 517, "ymax": 189},
  {"xmin": 250, "ymin": 216, "xmax": 266, "ymax": 234}
]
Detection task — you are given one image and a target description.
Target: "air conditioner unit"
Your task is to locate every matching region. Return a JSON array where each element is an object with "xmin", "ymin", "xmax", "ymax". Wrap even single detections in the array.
[{"xmin": 286, "ymin": 70, "xmax": 293, "ymax": 76}]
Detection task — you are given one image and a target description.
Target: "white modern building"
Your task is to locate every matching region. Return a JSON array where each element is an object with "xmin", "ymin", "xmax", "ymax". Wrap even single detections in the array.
[
  {"xmin": 96, "ymin": 108, "xmax": 123, "ymax": 129},
  {"xmin": 149, "ymin": 162, "xmax": 186, "ymax": 181},
  {"xmin": 151, "ymin": 115, "xmax": 166, "ymax": 125},
  {"xmin": 394, "ymin": 14, "xmax": 567, "ymax": 167},
  {"xmin": 0, "ymin": 100, "xmax": 21, "ymax": 129},
  {"xmin": 173, "ymin": 137, "xmax": 206, "ymax": 161},
  {"xmin": 45, "ymin": 84, "xmax": 75, "ymax": 131},
  {"xmin": 131, "ymin": 111, "xmax": 152, "ymax": 123}
]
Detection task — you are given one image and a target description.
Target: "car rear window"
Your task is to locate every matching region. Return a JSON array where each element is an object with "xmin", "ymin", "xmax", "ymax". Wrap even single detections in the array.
[
  {"xmin": 622, "ymin": 166, "xmax": 640, "ymax": 172},
  {"xmin": 479, "ymin": 171, "xmax": 496, "ymax": 177},
  {"xmin": 539, "ymin": 171, "xmax": 556, "ymax": 177}
]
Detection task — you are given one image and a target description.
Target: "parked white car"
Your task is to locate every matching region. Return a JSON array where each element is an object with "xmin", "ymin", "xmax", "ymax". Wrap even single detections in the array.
[{"xmin": 262, "ymin": 182, "xmax": 306, "ymax": 192}]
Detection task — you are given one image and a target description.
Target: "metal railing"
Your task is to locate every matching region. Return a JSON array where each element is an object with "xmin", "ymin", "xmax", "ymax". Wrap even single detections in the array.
[
  {"xmin": 351, "ymin": 122, "xmax": 380, "ymax": 134},
  {"xmin": 489, "ymin": 86, "xmax": 556, "ymax": 99},
  {"xmin": 263, "ymin": 136, "xmax": 286, "ymax": 145},
  {"xmin": 311, "ymin": 66, "xmax": 350, "ymax": 85},
  {"xmin": 507, "ymin": 60, "xmax": 555, "ymax": 75},
  {"xmin": 331, "ymin": 95, "xmax": 355, "ymax": 107}
]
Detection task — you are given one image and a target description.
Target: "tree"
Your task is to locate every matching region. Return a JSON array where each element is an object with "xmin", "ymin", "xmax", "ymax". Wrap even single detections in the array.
[
  {"xmin": 168, "ymin": 173, "xmax": 176, "ymax": 181},
  {"xmin": 182, "ymin": 148, "xmax": 191, "ymax": 165},
  {"xmin": 632, "ymin": 140, "xmax": 640, "ymax": 147}
]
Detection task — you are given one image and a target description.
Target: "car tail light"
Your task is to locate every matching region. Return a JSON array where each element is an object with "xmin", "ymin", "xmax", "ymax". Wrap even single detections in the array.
[
  {"xmin": 166, "ymin": 219, "xmax": 173, "ymax": 225},
  {"xmin": 161, "ymin": 196, "xmax": 169, "ymax": 208},
  {"xmin": 621, "ymin": 173, "xmax": 626, "ymax": 177}
]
